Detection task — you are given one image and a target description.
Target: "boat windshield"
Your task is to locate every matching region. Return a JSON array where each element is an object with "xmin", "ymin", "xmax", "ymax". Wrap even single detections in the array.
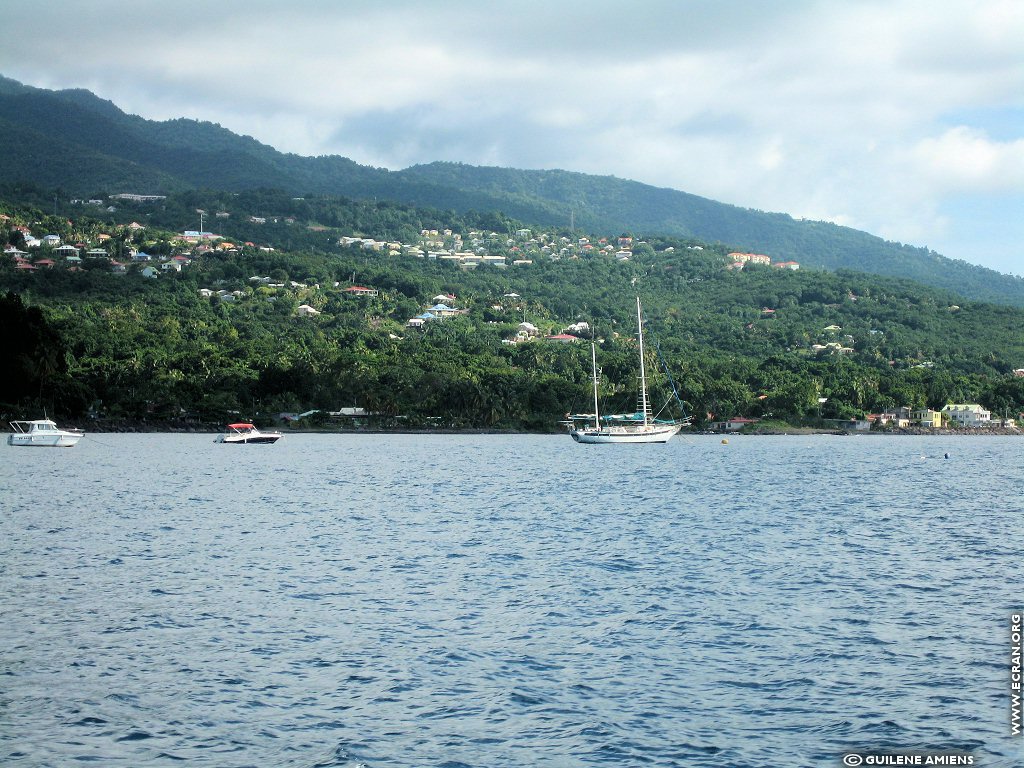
[{"xmin": 11, "ymin": 421, "xmax": 56, "ymax": 432}]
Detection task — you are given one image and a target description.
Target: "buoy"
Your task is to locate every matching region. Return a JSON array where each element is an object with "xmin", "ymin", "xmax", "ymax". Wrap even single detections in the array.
[
  {"xmin": 944, "ymin": 452, "xmax": 949, "ymax": 459},
  {"xmin": 721, "ymin": 438, "xmax": 728, "ymax": 445}
]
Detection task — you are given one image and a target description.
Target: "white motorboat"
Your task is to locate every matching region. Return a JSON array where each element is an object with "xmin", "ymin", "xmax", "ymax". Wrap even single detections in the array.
[
  {"xmin": 8, "ymin": 418, "xmax": 85, "ymax": 447},
  {"xmin": 568, "ymin": 297, "xmax": 687, "ymax": 444},
  {"xmin": 215, "ymin": 422, "xmax": 283, "ymax": 444}
]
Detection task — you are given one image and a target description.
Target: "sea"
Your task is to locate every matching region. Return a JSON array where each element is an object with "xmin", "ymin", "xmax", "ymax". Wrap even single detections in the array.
[{"xmin": 1, "ymin": 432, "xmax": 1022, "ymax": 767}]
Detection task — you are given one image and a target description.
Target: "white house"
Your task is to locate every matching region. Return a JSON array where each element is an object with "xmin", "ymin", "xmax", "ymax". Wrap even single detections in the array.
[
  {"xmin": 710, "ymin": 417, "xmax": 760, "ymax": 432},
  {"xmin": 941, "ymin": 403, "xmax": 991, "ymax": 427},
  {"xmin": 426, "ymin": 303, "xmax": 461, "ymax": 317}
]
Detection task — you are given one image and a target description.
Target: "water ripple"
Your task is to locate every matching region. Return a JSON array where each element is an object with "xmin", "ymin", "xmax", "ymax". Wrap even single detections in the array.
[{"xmin": 1, "ymin": 433, "xmax": 1021, "ymax": 767}]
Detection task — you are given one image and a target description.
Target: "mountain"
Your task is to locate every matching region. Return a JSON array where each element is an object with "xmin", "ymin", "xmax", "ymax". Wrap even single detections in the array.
[{"xmin": 1, "ymin": 74, "xmax": 1022, "ymax": 306}]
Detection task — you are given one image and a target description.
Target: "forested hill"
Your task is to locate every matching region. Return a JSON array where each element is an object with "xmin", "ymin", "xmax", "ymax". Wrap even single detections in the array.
[
  {"xmin": 1, "ymin": 74, "xmax": 1022, "ymax": 306},
  {"xmin": 397, "ymin": 162, "xmax": 1023, "ymax": 305},
  {"xmin": 3, "ymin": 193, "xmax": 1024, "ymax": 430}
]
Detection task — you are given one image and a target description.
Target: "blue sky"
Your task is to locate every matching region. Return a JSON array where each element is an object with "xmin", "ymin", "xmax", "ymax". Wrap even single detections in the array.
[{"xmin": 2, "ymin": 0, "xmax": 1022, "ymax": 275}]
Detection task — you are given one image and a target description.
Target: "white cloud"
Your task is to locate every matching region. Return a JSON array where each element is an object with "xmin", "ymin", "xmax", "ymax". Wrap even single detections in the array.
[
  {"xmin": 911, "ymin": 127, "xmax": 1024, "ymax": 192},
  {"xmin": 1, "ymin": 0, "xmax": 1023, "ymax": 273}
]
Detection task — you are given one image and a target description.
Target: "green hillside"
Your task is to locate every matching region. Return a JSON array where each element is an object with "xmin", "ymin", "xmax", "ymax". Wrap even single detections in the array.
[
  {"xmin": 3, "ymin": 192, "xmax": 1023, "ymax": 431},
  {"xmin": 398, "ymin": 162, "xmax": 1024, "ymax": 305},
  {"xmin": 0, "ymin": 75, "xmax": 1022, "ymax": 306}
]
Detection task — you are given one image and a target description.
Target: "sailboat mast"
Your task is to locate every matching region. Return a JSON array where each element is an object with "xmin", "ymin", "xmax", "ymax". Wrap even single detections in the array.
[
  {"xmin": 590, "ymin": 343, "xmax": 600, "ymax": 430},
  {"xmin": 637, "ymin": 296, "xmax": 650, "ymax": 427}
]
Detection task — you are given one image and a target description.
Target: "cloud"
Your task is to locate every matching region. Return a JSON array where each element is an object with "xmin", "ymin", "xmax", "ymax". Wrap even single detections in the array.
[
  {"xmin": 911, "ymin": 127, "xmax": 1024, "ymax": 193},
  {"xmin": 1, "ymin": 0, "xmax": 1023, "ymax": 273}
]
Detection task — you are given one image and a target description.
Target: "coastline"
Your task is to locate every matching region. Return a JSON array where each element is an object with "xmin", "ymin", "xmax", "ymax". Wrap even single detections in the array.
[
  {"xmin": 722, "ymin": 425, "xmax": 1022, "ymax": 437},
  {"xmin": 5, "ymin": 417, "xmax": 1021, "ymax": 437}
]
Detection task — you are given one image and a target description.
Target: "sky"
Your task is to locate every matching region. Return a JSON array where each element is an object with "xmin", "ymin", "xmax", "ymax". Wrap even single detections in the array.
[{"xmin": 2, "ymin": 0, "xmax": 1023, "ymax": 275}]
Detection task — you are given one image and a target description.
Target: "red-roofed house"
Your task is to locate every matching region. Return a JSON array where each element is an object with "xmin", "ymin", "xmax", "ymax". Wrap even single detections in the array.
[{"xmin": 344, "ymin": 286, "xmax": 379, "ymax": 298}]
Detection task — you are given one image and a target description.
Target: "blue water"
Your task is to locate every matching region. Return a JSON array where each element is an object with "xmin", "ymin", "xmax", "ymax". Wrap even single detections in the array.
[{"xmin": 1, "ymin": 433, "xmax": 1022, "ymax": 767}]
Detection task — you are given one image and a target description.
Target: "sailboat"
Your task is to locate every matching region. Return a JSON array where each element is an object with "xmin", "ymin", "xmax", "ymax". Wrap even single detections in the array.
[{"xmin": 568, "ymin": 297, "xmax": 686, "ymax": 444}]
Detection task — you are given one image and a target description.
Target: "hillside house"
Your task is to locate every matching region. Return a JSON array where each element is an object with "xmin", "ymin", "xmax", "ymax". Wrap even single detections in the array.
[
  {"xmin": 566, "ymin": 321, "xmax": 590, "ymax": 335},
  {"xmin": 728, "ymin": 252, "xmax": 771, "ymax": 266},
  {"xmin": 426, "ymin": 303, "xmax": 461, "ymax": 317}
]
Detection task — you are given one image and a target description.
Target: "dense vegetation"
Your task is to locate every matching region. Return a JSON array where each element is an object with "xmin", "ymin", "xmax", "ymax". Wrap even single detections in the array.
[
  {"xmin": 3, "ymin": 192, "xmax": 1024, "ymax": 431},
  {"xmin": 2, "ymin": 74, "xmax": 1023, "ymax": 306}
]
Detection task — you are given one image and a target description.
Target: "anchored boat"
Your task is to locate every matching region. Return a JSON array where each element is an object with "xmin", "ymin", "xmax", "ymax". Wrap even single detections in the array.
[
  {"xmin": 215, "ymin": 423, "xmax": 283, "ymax": 444},
  {"xmin": 568, "ymin": 297, "xmax": 688, "ymax": 444},
  {"xmin": 8, "ymin": 418, "xmax": 84, "ymax": 447}
]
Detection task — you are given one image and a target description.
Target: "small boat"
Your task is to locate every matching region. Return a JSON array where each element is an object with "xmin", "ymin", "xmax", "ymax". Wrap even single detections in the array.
[
  {"xmin": 568, "ymin": 297, "xmax": 687, "ymax": 444},
  {"xmin": 215, "ymin": 423, "xmax": 283, "ymax": 444},
  {"xmin": 8, "ymin": 418, "xmax": 84, "ymax": 447}
]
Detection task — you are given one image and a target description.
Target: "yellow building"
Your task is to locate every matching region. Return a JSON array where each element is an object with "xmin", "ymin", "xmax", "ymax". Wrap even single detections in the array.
[{"xmin": 911, "ymin": 409, "xmax": 944, "ymax": 428}]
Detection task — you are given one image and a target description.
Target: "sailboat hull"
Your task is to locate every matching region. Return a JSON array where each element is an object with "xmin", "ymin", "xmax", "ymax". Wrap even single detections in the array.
[{"xmin": 570, "ymin": 423, "xmax": 681, "ymax": 444}]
